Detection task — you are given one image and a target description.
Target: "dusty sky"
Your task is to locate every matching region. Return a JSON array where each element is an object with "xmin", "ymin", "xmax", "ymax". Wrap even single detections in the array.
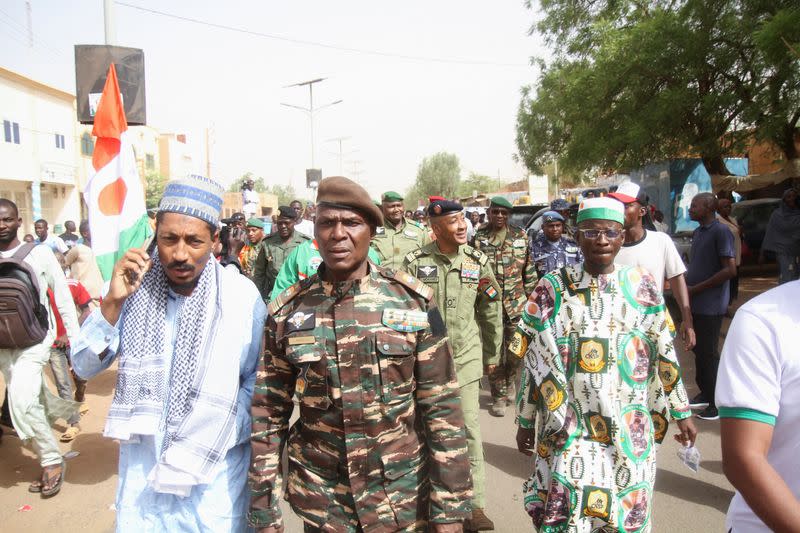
[{"xmin": 0, "ymin": 0, "xmax": 546, "ymax": 199}]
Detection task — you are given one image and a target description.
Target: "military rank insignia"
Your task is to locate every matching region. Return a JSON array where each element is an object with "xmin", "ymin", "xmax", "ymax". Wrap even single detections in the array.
[
  {"xmin": 382, "ymin": 308, "xmax": 429, "ymax": 332},
  {"xmin": 416, "ymin": 265, "xmax": 439, "ymax": 282},
  {"xmin": 286, "ymin": 310, "xmax": 315, "ymax": 333}
]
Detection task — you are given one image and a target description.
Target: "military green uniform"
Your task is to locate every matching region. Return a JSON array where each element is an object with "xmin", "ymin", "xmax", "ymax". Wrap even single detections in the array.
[
  {"xmin": 252, "ymin": 230, "xmax": 310, "ymax": 301},
  {"xmin": 370, "ymin": 218, "xmax": 429, "ymax": 271},
  {"xmin": 401, "ymin": 243, "xmax": 502, "ymax": 510},
  {"xmin": 249, "ymin": 263, "xmax": 472, "ymax": 532},
  {"xmin": 473, "ymin": 224, "xmax": 538, "ymax": 403}
]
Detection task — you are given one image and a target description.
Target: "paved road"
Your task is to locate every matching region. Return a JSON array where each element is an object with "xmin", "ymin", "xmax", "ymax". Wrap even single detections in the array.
[{"xmin": 0, "ymin": 273, "xmax": 777, "ymax": 532}]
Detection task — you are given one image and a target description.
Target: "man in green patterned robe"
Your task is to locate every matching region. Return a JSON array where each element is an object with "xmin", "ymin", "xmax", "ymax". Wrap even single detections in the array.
[
  {"xmin": 249, "ymin": 177, "xmax": 471, "ymax": 533},
  {"xmin": 513, "ymin": 197, "xmax": 697, "ymax": 533}
]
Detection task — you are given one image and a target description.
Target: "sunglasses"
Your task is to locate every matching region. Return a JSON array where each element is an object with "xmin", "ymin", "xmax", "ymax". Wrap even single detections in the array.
[{"xmin": 578, "ymin": 229, "xmax": 623, "ymax": 239}]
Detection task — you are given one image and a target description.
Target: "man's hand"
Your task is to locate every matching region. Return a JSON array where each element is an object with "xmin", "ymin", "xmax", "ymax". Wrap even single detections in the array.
[
  {"xmin": 485, "ymin": 364, "xmax": 497, "ymax": 376},
  {"xmin": 228, "ymin": 227, "xmax": 247, "ymax": 258},
  {"xmin": 686, "ymin": 284, "xmax": 697, "ymax": 297},
  {"xmin": 674, "ymin": 417, "xmax": 698, "ymax": 447},
  {"xmin": 516, "ymin": 426, "xmax": 536, "ymax": 456},
  {"xmin": 54, "ymin": 334, "xmax": 69, "ymax": 349},
  {"xmin": 679, "ymin": 322, "xmax": 696, "ymax": 350},
  {"xmin": 432, "ymin": 522, "xmax": 463, "ymax": 532},
  {"xmin": 101, "ymin": 247, "xmax": 151, "ymax": 326}
]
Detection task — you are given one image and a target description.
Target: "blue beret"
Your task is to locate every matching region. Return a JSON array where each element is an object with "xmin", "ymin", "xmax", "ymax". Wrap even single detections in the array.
[{"xmin": 541, "ymin": 210, "xmax": 565, "ymax": 224}]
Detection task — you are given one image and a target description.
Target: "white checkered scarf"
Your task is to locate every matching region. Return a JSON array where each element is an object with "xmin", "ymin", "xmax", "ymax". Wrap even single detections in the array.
[{"xmin": 107, "ymin": 253, "xmax": 237, "ymax": 483}]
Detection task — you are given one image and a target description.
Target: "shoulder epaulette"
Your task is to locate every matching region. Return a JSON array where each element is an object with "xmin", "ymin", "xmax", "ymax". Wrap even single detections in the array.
[
  {"xmin": 407, "ymin": 219, "xmax": 426, "ymax": 231},
  {"xmin": 381, "ymin": 267, "xmax": 434, "ymax": 301},
  {"xmin": 267, "ymin": 279, "xmax": 309, "ymax": 315},
  {"xmin": 464, "ymin": 245, "xmax": 488, "ymax": 265},
  {"xmin": 404, "ymin": 247, "xmax": 427, "ymax": 265}
]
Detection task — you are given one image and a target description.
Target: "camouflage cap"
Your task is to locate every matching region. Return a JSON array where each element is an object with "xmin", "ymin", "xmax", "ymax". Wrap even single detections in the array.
[{"xmin": 316, "ymin": 176, "xmax": 384, "ymax": 227}]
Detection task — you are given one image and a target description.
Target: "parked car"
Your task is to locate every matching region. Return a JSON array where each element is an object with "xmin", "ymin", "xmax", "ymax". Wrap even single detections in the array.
[
  {"xmin": 509, "ymin": 203, "xmax": 549, "ymax": 232},
  {"xmin": 730, "ymin": 197, "xmax": 780, "ymax": 263}
]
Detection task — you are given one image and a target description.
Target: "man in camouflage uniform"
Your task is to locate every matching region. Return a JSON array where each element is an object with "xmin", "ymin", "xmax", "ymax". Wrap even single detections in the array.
[
  {"xmin": 371, "ymin": 191, "xmax": 429, "ymax": 271},
  {"xmin": 473, "ymin": 196, "xmax": 537, "ymax": 417},
  {"xmin": 249, "ymin": 177, "xmax": 472, "ymax": 533},
  {"xmin": 530, "ymin": 211, "xmax": 583, "ymax": 279},
  {"xmin": 402, "ymin": 199, "xmax": 502, "ymax": 532},
  {"xmin": 252, "ymin": 205, "xmax": 310, "ymax": 301}
]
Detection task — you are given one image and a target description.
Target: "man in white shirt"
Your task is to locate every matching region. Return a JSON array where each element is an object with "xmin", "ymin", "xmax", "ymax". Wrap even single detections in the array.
[
  {"xmin": 717, "ymin": 281, "xmax": 800, "ymax": 532},
  {"xmin": 34, "ymin": 219, "xmax": 68, "ymax": 254},
  {"xmin": 609, "ymin": 181, "xmax": 695, "ymax": 350},
  {"xmin": 0, "ymin": 199, "xmax": 79, "ymax": 498}
]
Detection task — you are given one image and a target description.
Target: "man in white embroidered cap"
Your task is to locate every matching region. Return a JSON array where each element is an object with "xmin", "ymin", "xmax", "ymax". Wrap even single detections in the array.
[
  {"xmin": 513, "ymin": 197, "xmax": 697, "ymax": 532},
  {"xmin": 72, "ymin": 174, "xmax": 267, "ymax": 532}
]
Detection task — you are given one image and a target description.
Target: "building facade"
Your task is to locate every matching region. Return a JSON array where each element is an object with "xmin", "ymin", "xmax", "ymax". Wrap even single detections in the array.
[{"xmin": 0, "ymin": 67, "xmax": 82, "ymax": 235}]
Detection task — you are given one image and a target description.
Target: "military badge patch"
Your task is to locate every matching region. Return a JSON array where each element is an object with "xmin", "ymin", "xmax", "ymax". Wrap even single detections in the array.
[
  {"xmin": 512, "ymin": 238, "xmax": 527, "ymax": 249},
  {"xmin": 375, "ymin": 226, "xmax": 386, "ymax": 236},
  {"xmin": 382, "ymin": 308, "xmax": 429, "ymax": 332},
  {"xmin": 484, "ymin": 285, "xmax": 498, "ymax": 299},
  {"xmin": 416, "ymin": 265, "xmax": 439, "ymax": 282},
  {"xmin": 286, "ymin": 310, "xmax": 315, "ymax": 333},
  {"xmin": 403, "ymin": 229, "xmax": 417, "ymax": 238}
]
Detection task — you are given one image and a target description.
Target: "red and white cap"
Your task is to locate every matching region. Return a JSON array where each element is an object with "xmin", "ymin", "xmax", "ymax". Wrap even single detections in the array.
[{"xmin": 608, "ymin": 181, "xmax": 648, "ymax": 205}]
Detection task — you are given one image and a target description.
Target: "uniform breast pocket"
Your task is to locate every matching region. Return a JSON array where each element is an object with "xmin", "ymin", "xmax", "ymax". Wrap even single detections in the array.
[
  {"xmin": 375, "ymin": 330, "xmax": 417, "ymax": 402},
  {"xmin": 457, "ymin": 284, "xmax": 478, "ymax": 320},
  {"xmin": 284, "ymin": 340, "xmax": 332, "ymax": 411}
]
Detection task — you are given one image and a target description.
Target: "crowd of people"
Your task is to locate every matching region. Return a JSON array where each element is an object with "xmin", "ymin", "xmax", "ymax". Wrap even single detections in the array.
[{"xmin": 0, "ymin": 174, "xmax": 797, "ymax": 532}]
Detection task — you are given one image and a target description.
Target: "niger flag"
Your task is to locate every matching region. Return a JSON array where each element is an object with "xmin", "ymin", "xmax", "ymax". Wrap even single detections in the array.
[{"xmin": 84, "ymin": 63, "xmax": 152, "ymax": 281}]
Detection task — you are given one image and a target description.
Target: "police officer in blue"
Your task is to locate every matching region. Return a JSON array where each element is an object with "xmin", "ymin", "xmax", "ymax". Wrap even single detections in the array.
[
  {"xmin": 530, "ymin": 210, "xmax": 583, "ymax": 278},
  {"xmin": 549, "ymin": 198, "xmax": 575, "ymax": 238}
]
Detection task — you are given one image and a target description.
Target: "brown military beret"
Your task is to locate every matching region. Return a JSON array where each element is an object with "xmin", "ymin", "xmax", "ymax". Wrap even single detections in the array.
[{"xmin": 316, "ymin": 176, "xmax": 384, "ymax": 227}]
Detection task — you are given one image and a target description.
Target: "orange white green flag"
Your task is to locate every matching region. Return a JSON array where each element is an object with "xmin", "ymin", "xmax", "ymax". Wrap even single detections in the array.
[{"xmin": 84, "ymin": 63, "xmax": 152, "ymax": 281}]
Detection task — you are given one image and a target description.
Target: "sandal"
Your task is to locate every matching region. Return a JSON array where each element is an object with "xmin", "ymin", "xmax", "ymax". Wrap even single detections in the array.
[
  {"xmin": 28, "ymin": 479, "xmax": 42, "ymax": 493},
  {"xmin": 60, "ymin": 425, "xmax": 81, "ymax": 442},
  {"xmin": 40, "ymin": 461, "xmax": 66, "ymax": 498}
]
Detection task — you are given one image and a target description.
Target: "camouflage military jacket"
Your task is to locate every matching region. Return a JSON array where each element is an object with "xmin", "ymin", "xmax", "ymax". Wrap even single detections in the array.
[
  {"xmin": 252, "ymin": 230, "xmax": 310, "ymax": 301},
  {"xmin": 473, "ymin": 224, "xmax": 537, "ymax": 320},
  {"xmin": 249, "ymin": 264, "xmax": 472, "ymax": 531},
  {"xmin": 530, "ymin": 233, "xmax": 583, "ymax": 279},
  {"xmin": 401, "ymin": 243, "xmax": 502, "ymax": 386},
  {"xmin": 370, "ymin": 218, "xmax": 429, "ymax": 271}
]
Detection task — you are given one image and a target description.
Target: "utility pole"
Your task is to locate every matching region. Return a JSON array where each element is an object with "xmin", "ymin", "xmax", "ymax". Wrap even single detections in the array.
[
  {"xmin": 326, "ymin": 136, "xmax": 354, "ymax": 175},
  {"xmin": 204, "ymin": 125, "xmax": 215, "ymax": 178},
  {"xmin": 281, "ymin": 78, "xmax": 342, "ymax": 170},
  {"xmin": 349, "ymin": 159, "xmax": 364, "ymax": 179},
  {"xmin": 103, "ymin": 0, "xmax": 116, "ymax": 45}
]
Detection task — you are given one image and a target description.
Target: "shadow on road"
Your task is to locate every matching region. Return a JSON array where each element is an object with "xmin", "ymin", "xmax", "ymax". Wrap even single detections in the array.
[
  {"xmin": 656, "ymin": 467, "xmax": 734, "ymax": 513},
  {"xmin": 482, "ymin": 440, "xmax": 531, "ymax": 480},
  {"xmin": 65, "ymin": 432, "xmax": 119, "ymax": 485}
]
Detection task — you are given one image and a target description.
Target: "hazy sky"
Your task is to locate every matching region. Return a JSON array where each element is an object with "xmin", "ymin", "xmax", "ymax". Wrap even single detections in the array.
[{"xmin": 0, "ymin": 1, "xmax": 546, "ymax": 199}]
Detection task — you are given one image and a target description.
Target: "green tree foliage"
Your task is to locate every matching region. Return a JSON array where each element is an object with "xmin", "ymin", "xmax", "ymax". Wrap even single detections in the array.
[
  {"xmin": 265, "ymin": 184, "xmax": 298, "ymax": 207},
  {"xmin": 457, "ymin": 173, "xmax": 502, "ymax": 198},
  {"xmin": 411, "ymin": 152, "xmax": 462, "ymax": 201},
  {"xmin": 229, "ymin": 172, "xmax": 267, "ymax": 193},
  {"xmin": 517, "ymin": 0, "xmax": 800, "ymax": 177},
  {"xmin": 144, "ymin": 172, "xmax": 168, "ymax": 210}
]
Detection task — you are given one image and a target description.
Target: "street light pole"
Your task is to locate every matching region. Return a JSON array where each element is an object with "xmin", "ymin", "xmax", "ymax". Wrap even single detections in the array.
[{"xmin": 281, "ymin": 78, "xmax": 342, "ymax": 172}]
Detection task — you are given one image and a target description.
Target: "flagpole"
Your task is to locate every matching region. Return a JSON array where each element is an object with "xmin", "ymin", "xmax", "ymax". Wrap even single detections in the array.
[{"xmin": 104, "ymin": 0, "xmax": 116, "ymax": 45}]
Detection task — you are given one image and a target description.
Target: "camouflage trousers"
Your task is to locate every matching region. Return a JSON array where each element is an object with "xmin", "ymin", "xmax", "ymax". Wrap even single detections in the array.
[{"xmin": 488, "ymin": 317, "xmax": 523, "ymax": 401}]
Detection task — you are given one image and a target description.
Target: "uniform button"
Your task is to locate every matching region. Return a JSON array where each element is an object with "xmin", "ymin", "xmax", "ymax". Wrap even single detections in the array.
[{"xmin": 382, "ymin": 343, "xmax": 390, "ymax": 351}]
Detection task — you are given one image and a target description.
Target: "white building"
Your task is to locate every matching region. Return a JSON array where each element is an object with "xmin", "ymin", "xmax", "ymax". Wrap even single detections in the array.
[{"xmin": 0, "ymin": 67, "xmax": 82, "ymax": 235}]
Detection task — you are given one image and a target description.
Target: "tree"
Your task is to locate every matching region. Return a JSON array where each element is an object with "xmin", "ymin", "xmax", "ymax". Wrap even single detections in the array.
[
  {"xmin": 229, "ymin": 172, "xmax": 267, "ymax": 193},
  {"xmin": 145, "ymin": 172, "xmax": 167, "ymax": 210},
  {"xmin": 516, "ymin": 0, "xmax": 800, "ymax": 177},
  {"xmin": 412, "ymin": 152, "xmax": 461, "ymax": 201},
  {"xmin": 456, "ymin": 173, "xmax": 502, "ymax": 198},
  {"xmin": 265, "ymin": 184, "xmax": 297, "ymax": 207}
]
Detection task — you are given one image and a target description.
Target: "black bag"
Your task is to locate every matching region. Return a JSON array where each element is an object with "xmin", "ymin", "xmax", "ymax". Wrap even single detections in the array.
[{"xmin": 0, "ymin": 243, "xmax": 50, "ymax": 349}]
